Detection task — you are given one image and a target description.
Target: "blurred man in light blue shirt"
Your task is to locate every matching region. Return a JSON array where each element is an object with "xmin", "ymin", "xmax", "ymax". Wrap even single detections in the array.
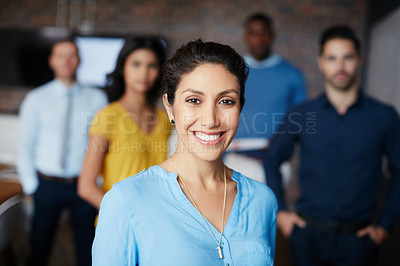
[{"xmin": 17, "ymin": 39, "xmax": 107, "ymax": 266}]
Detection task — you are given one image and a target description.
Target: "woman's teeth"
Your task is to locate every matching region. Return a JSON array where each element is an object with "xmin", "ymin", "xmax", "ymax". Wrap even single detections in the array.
[{"xmin": 195, "ymin": 132, "xmax": 221, "ymax": 141}]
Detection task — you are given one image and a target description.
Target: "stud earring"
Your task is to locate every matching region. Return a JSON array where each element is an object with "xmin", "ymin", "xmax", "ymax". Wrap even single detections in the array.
[{"xmin": 170, "ymin": 119, "xmax": 175, "ymax": 125}]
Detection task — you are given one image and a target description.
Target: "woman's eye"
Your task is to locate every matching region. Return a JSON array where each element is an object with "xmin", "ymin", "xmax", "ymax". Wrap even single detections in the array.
[
  {"xmin": 187, "ymin": 98, "xmax": 201, "ymax": 104},
  {"xmin": 132, "ymin": 62, "xmax": 140, "ymax": 67},
  {"xmin": 148, "ymin": 63, "xmax": 158, "ymax": 69},
  {"xmin": 220, "ymin": 99, "xmax": 235, "ymax": 105}
]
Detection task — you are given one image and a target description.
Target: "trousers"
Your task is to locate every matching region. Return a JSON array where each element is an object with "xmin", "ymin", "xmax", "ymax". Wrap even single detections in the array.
[
  {"xmin": 26, "ymin": 177, "xmax": 96, "ymax": 266},
  {"xmin": 289, "ymin": 222, "xmax": 378, "ymax": 266}
]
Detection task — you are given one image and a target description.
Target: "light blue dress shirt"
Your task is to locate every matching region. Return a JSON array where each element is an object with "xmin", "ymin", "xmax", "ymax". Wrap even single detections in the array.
[
  {"xmin": 17, "ymin": 79, "xmax": 108, "ymax": 194},
  {"xmin": 93, "ymin": 165, "xmax": 277, "ymax": 266}
]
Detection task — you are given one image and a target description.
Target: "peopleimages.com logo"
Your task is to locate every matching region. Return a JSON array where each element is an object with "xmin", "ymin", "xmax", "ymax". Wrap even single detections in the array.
[
  {"xmin": 276, "ymin": 111, "xmax": 317, "ymax": 135},
  {"xmin": 237, "ymin": 112, "xmax": 317, "ymax": 135},
  {"xmin": 81, "ymin": 111, "xmax": 318, "ymax": 136}
]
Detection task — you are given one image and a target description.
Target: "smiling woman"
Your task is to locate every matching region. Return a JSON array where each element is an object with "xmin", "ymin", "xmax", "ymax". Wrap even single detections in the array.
[
  {"xmin": 164, "ymin": 64, "xmax": 241, "ymax": 159},
  {"xmin": 92, "ymin": 40, "xmax": 278, "ymax": 266}
]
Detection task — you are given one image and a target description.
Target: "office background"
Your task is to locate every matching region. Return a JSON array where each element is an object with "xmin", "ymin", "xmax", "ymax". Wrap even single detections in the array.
[{"xmin": 0, "ymin": 0, "xmax": 399, "ymax": 265}]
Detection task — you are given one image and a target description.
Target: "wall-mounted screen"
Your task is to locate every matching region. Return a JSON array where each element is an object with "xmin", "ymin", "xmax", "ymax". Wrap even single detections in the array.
[{"xmin": 75, "ymin": 36, "xmax": 125, "ymax": 88}]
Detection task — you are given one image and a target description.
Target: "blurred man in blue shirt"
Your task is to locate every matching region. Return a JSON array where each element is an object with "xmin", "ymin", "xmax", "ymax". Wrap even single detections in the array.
[
  {"xmin": 18, "ymin": 39, "xmax": 107, "ymax": 266},
  {"xmin": 225, "ymin": 13, "xmax": 307, "ymax": 184},
  {"xmin": 264, "ymin": 25, "xmax": 400, "ymax": 266}
]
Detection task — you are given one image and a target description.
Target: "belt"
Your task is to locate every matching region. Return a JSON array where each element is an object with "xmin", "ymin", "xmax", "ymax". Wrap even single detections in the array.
[
  {"xmin": 37, "ymin": 171, "xmax": 78, "ymax": 184},
  {"xmin": 299, "ymin": 213, "xmax": 371, "ymax": 234}
]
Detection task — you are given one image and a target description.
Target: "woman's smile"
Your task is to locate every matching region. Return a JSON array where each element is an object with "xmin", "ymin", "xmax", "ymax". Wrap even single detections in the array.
[{"xmin": 192, "ymin": 130, "xmax": 227, "ymax": 145}]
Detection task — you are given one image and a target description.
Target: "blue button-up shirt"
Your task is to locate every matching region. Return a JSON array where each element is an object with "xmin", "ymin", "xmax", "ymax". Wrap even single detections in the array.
[
  {"xmin": 93, "ymin": 165, "xmax": 277, "ymax": 266},
  {"xmin": 17, "ymin": 79, "xmax": 108, "ymax": 194},
  {"xmin": 264, "ymin": 92, "xmax": 400, "ymax": 231}
]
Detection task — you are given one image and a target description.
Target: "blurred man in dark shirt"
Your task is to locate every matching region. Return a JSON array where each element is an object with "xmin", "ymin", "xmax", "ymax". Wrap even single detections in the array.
[{"xmin": 264, "ymin": 25, "xmax": 400, "ymax": 266}]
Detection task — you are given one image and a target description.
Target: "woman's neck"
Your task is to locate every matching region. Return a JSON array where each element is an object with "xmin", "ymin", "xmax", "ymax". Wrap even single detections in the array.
[
  {"xmin": 118, "ymin": 89, "xmax": 150, "ymax": 113},
  {"xmin": 169, "ymin": 151, "xmax": 226, "ymax": 192}
]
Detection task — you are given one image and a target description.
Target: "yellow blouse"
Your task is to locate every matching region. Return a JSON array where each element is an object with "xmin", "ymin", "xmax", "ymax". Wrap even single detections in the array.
[{"xmin": 89, "ymin": 102, "xmax": 172, "ymax": 192}]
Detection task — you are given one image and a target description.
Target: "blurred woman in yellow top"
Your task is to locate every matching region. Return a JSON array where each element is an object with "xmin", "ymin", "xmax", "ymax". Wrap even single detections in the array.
[{"xmin": 78, "ymin": 37, "xmax": 172, "ymax": 209}]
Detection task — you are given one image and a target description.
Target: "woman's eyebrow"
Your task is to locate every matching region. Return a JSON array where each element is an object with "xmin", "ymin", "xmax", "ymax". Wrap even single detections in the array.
[
  {"xmin": 217, "ymin": 89, "xmax": 239, "ymax": 96},
  {"xmin": 181, "ymin": 88, "xmax": 239, "ymax": 96},
  {"xmin": 181, "ymin": 88, "xmax": 204, "ymax": 95}
]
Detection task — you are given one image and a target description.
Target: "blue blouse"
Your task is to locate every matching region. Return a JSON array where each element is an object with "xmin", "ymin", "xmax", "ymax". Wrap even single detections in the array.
[{"xmin": 92, "ymin": 165, "xmax": 277, "ymax": 266}]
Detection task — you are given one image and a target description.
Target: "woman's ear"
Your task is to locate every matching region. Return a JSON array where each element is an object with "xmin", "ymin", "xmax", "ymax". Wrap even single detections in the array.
[{"xmin": 163, "ymin": 93, "xmax": 174, "ymax": 121}]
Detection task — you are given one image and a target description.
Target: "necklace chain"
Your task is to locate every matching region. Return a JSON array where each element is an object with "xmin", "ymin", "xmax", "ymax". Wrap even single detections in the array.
[{"xmin": 168, "ymin": 157, "xmax": 227, "ymax": 259}]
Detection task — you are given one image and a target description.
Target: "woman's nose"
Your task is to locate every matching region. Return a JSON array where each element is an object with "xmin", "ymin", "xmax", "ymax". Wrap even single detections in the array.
[{"xmin": 201, "ymin": 104, "xmax": 220, "ymax": 128}]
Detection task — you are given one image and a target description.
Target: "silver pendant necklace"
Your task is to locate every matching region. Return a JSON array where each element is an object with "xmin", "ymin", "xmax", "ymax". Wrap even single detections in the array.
[{"xmin": 169, "ymin": 157, "xmax": 227, "ymax": 259}]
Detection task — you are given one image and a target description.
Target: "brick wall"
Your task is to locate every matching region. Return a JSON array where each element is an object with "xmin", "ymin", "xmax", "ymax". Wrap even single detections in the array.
[{"xmin": 0, "ymin": 0, "xmax": 368, "ymax": 113}]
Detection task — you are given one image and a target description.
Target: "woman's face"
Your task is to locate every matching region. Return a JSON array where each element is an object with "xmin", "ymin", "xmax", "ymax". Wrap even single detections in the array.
[
  {"xmin": 165, "ymin": 64, "xmax": 241, "ymax": 162},
  {"xmin": 123, "ymin": 48, "xmax": 159, "ymax": 93}
]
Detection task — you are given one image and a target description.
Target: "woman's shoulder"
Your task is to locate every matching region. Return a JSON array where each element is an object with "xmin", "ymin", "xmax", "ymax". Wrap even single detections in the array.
[
  {"xmin": 100, "ymin": 166, "xmax": 173, "ymax": 218},
  {"xmin": 110, "ymin": 165, "xmax": 173, "ymax": 197},
  {"xmin": 100, "ymin": 165, "xmax": 177, "ymax": 218},
  {"xmin": 96, "ymin": 101, "xmax": 123, "ymax": 115},
  {"xmin": 89, "ymin": 102, "xmax": 125, "ymax": 135}
]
